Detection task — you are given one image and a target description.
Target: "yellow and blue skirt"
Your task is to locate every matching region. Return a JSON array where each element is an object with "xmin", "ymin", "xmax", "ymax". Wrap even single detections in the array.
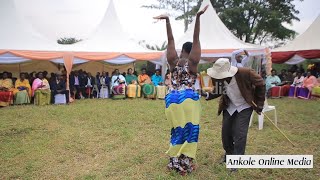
[{"xmin": 165, "ymin": 89, "xmax": 201, "ymax": 174}]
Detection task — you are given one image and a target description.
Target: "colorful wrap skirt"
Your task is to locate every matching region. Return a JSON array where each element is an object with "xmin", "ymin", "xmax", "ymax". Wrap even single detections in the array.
[
  {"xmin": 112, "ymin": 84, "xmax": 126, "ymax": 99},
  {"xmin": 165, "ymin": 89, "xmax": 201, "ymax": 173},
  {"xmin": 297, "ymin": 87, "xmax": 311, "ymax": 99},
  {"xmin": 14, "ymin": 90, "xmax": 30, "ymax": 105},
  {"xmin": 34, "ymin": 89, "xmax": 51, "ymax": 106},
  {"xmin": 312, "ymin": 86, "xmax": 320, "ymax": 97},
  {"xmin": 126, "ymin": 84, "xmax": 141, "ymax": 98},
  {"xmin": 288, "ymin": 86, "xmax": 301, "ymax": 98},
  {"xmin": 0, "ymin": 91, "xmax": 13, "ymax": 107},
  {"xmin": 156, "ymin": 85, "xmax": 167, "ymax": 99},
  {"xmin": 142, "ymin": 84, "xmax": 156, "ymax": 99}
]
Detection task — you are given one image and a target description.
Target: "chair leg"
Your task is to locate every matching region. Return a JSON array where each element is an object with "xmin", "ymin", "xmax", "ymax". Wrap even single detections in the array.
[
  {"xmin": 258, "ymin": 114, "xmax": 264, "ymax": 130},
  {"xmin": 274, "ymin": 109, "xmax": 277, "ymax": 126},
  {"xmin": 249, "ymin": 112, "xmax": 254, "ymax": 127}
]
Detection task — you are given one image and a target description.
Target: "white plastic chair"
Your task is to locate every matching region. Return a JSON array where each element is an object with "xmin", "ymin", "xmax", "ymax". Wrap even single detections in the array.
[{"xmin": 249, "ymin": 99, "xmax": 278, "ymax": 130}]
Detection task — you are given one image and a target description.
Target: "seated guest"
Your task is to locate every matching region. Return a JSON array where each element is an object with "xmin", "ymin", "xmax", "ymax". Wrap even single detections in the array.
[
  {"xmin": 92, "ymin": 72, "xmax": 101, "ymax": 98},
  {"xmin": 32, "ymin": 72, "xmax": 51, "ymax": 105},
  {"xmin": 50, "ymin": 73, "xmax": 69, "ymax": 104},
  {"xmin": 139, "ymin": 68, "xmax": 156, "ymax": 99},
  {"xmin": 288, "ymin": 71, "xmax": 304, "ymax": 98},
  {"xmin": 311, "ymin": 77, "xmax": 320, "ymax": 98},
  {"xmin": 85, "ymin": 72, "xmax": 95, "ymax": 98},
  {"xmin": 0, "ymin": 72, "xmax": 14, "ymax": 107},
  {"xmin": 126, "ymin": 68, "xmax": 141, "ymax": 98},
  {"xmin": 164, "ymin": 72, "xmax": 172, "ymax": 88},
  {"xmin": 152, "ymin": 69, "xmax": 166, "ymax": 99},
  {"xmin": 266, "ymin": 69, "xmax": 281, "ymax": 98},
  {"xmin": 297, "ymin": 71, "xmax": 318, "ymax": 99},
  {"xmin": 69, "ymin": 71, "xmax": 85, "ymax": 99},
  {"xmin": 125, "ymin": 68, "xmax": 138, "ymax": 85},
  {"xmin": 151, "ymin": 69, "xmax": 164, "ymax": 86},
  {"xmin": 99, "ymin": 71, "xmax": 110, "ymax": 99},
  {"xmin": 14, "ymin": 73, "xmax": 31, "ymax": 105},
  {"xmin": 278, "ymin": 69, "xmax": 287, "ymax": 82},
  {"xmin": 279, "ymin": 70, "xmax": 295, "ymax": 96},
  {"xmin": 111, "ymin": 69, "xmax": 126, "ymax": 99}
]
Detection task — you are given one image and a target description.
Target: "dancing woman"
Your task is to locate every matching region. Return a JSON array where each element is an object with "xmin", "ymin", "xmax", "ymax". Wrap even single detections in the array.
[{"xmin": 154, "ymin": 5, "xmax": 208, "ymax": 175}]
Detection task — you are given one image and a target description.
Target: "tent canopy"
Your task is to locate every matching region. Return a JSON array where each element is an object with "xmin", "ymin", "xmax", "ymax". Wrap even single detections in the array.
[
  {"xmin": 176, "ymin": 0, "xmax": 267, "ymax": 58},
  {"xmin": 272, "ymin": 15, "xmax": 320, "ymax": 64},
  {"xmin": 0, "ymin": 0, "xmax": 162, "ymax": 75}
]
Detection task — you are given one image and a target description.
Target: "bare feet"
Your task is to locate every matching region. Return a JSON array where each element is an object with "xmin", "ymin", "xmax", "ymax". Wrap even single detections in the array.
[{"xmin": 197, "ymin": 5, "xmax": 209, "ymax": 16}]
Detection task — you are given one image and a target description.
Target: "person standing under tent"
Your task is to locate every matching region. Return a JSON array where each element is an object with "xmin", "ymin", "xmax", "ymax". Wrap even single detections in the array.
[
  {"xmin": 231, "ymin": 49, "xmax": 250, "ymax": 67},
  {"xmin": 153, "ymin": 4, "xmax": 208, "ymax": 175}
]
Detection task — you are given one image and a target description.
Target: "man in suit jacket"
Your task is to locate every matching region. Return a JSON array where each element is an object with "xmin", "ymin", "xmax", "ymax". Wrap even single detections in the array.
[
  {"xmin": 50, "ymin": 73, "xmax": 69, "ymax": 104},
  {"xmin": 203, "ymin": 58, "xmax": 265, "ymax": 167}
]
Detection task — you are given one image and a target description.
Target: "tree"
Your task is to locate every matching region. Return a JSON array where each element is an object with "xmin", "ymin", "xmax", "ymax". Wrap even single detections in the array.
[
  {"xmin": 142, "ymin": 0, "xmax": 200, "ymax": 32},
  {"xmin": 138, "ymin": 40, "xmax": 168, "ymax": 51},
  {"xmin": 57, "ymin": 37, "xmax": 82, "ymax": 45},
  {"xmin": 210, "ymin": 0, "xmax": 302, "ymax": 44}
]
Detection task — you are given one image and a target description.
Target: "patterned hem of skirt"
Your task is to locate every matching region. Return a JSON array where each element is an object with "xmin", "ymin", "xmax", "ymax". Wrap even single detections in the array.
[{"xmin": 167, "ymin": 154, "xmax": 196, "ymax": 176}]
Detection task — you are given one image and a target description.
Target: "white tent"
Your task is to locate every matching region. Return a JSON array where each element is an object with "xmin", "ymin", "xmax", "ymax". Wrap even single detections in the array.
[
  {"xmin": 0, "ymin": 0, "xmax": 162, "ymax": 76},
  {"xmin": 0, "ymin": 0, "xmax": 63, "ymax": 64},
  {"xmin": 272, "ymin": 15, "xmax": 320, "ymax": 64},
  {"xmin": 60, "ymin": 0, "xmax": 161, "ymax": 64}
]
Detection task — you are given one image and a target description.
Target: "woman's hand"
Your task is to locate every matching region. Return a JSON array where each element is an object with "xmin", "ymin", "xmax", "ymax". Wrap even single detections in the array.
[
  {"xmin": 197, "ymin": 5, "xmax": 209, "ymax": 16},
  {"xmin": 153, "ymin": 14, "xmax": 169, "ymax": 20}
]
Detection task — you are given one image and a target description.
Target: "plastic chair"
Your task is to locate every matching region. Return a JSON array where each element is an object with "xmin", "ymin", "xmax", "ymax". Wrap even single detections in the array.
[
  {"xmin": 249, "ymin": 99, "xmax": 277, "ymax": 130},
  {"xmin": 54, "ymin": 94, "xmax": 66, "ymax": 104}
]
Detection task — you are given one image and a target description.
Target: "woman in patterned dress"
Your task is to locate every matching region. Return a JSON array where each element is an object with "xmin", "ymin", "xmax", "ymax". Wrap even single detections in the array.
[{"xmin": 154, "ymin": 4, "xmax": 208, "ymax": 176}]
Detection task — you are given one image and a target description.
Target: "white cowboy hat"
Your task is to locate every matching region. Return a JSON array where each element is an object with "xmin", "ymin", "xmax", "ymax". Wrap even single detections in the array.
[{"xmin": 206, "ymin": 58, "xmax": 238, "ymax": 79}]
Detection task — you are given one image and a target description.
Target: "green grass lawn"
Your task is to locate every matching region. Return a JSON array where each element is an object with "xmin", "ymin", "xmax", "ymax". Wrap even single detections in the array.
[{"xmin": 0, "ymin": 98, "xmax": 319, "ymax": 179}]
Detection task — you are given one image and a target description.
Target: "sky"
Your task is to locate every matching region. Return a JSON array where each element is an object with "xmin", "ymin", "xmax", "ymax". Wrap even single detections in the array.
[{"xmin": 14, "ymin": 0, "xmax": 320, "ymax": 45}]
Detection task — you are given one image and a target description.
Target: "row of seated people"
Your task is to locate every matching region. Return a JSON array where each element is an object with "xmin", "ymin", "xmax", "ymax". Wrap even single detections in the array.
[
  {"xmin": 0, "ymin": 71, "xmax": 69, "ymax": 107},
  {"xmin": 69, "ymin": 68, "xmax": 201, "ymax": 100},
  {"xmin": 266, "ymin": 69, "xmax": 320, "ymax": 99},
  {"xmin": 0, "ymin": 68, "xmax": 202, "ymax": 107}
]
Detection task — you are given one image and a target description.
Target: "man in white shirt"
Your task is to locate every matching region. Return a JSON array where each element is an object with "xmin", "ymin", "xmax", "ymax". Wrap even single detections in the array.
[
  {"xmin": 231, "ymin": 49, "xmax": 250, "ymax": 67},
  {"xmin": 111, "ymin": 69, "xmax": 126, "ymax": 99},
  {"xmin": 203, "ymin": 58, "xmax": 266, "ymax": 170}
]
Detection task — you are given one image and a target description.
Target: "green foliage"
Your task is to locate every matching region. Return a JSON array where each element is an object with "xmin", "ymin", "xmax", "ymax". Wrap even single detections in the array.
[
  {"xmin": 142, "ymin": 0, "xmax": 200, "ymax": 32},
  {"xmin": 57, "ymin": 37, "xmax": 82, "ymax": 45},
  {"xmin": 211, "ymin": 0, "xmax": 301, "ymax": 44},
  {"xmin": 139, "ymin": 40, "xmax": 168, "ymax": 51}
]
